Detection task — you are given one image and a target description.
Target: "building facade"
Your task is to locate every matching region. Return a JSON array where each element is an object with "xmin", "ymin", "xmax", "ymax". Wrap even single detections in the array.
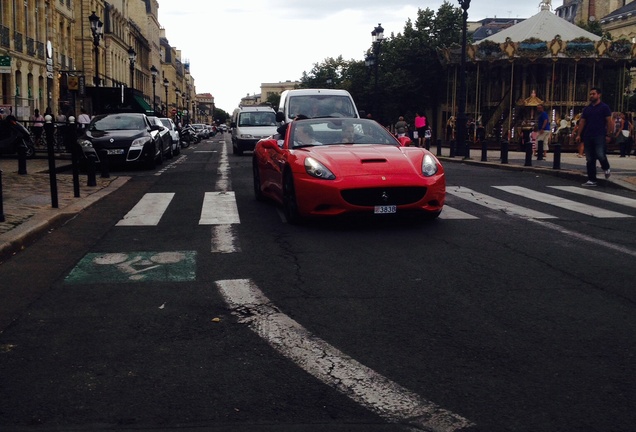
[{"xmin": 0, "ymin": 0, "xmax": 203, "ymax": 122}]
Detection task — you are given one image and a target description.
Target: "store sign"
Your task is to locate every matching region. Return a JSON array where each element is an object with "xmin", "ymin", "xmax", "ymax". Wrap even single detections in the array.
[{"xmin": 0, "ymin": 56, "xmax": 11, "ymax": 74}]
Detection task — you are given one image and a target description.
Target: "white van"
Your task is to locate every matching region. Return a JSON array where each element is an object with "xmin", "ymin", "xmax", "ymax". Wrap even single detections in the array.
[
  {"xmin": 231, "ymin": 105, "xmax": 278, "ymax": 155},
  {"xmin": 277, "ymin": 89, "xmax": 360, "ymax": 124}
]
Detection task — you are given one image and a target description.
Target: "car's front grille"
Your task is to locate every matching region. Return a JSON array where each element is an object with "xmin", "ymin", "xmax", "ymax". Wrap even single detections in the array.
[{"xmin": 340, "ymin": 187, "xmax": 427, "ymax": 206}]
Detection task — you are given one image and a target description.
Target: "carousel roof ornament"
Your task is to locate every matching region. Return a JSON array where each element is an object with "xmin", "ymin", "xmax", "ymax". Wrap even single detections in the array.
[{"xmin": 477, "ymin": 3, "xmax": 600, "ymax": 44}]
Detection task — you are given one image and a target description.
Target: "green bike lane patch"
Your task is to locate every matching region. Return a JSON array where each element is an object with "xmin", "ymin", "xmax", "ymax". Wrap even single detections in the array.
[{"xmin": 65, "ymin": 251, "xmax": 197, "ymax": 284}]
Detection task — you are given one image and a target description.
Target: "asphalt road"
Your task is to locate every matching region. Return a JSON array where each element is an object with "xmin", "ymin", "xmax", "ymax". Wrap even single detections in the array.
[{"xmin": 0, "ymin": 133, "xmax": 635, "ymax": 432}]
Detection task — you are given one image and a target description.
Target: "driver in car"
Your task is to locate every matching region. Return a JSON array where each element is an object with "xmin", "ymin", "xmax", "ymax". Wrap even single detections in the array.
[{"xmin": 293, "ymin": 123, "xmax": 322, "ymax": 146}]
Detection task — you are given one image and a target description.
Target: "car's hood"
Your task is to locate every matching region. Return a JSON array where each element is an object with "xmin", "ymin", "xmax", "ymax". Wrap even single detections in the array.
[
  {"xmin": 86, "ymin": 129, "xmax": 148, "ymax": 142},
  {"xmin": 303, "ymin": 145, "xmax": 420, "ymax": 175},
  {"xmin": 238, "ymin": 125, "xmax": 278, "ymax": 137}
]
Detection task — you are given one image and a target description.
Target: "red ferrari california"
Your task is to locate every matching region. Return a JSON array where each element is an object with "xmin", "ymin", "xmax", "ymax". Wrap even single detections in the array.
[{"xmin": 252, "ymin": 117, "xmax": 445, "ymax": 224}]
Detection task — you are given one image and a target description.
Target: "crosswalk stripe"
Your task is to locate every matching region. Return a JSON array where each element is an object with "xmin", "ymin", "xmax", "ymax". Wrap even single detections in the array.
[
  {"xmin": 439, "ymin": 205, "xmax": 479, "ymax": 219},
  {"xmin": 199, "ymin": 191, "xmax": 241, "ymax": 225},
  {"xmin": 549, "ymin": 186, "xmax": 636, "ymax": 209},
  {"xmin": 447, "ymin": 186, "xmax": 556, "ymax": 219},
  {"xmin": 116, "ymin": 193, "xmax": 175, "ymax": 226},
  {"xmin": 494, "ymin": 186, "xmax": 633, "ymax": 218}
]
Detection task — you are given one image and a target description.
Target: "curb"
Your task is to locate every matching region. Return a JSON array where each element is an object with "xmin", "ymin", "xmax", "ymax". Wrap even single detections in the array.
[{"xmin": 0, "ymin": 176, "xmax": 131, "ymax": 262}]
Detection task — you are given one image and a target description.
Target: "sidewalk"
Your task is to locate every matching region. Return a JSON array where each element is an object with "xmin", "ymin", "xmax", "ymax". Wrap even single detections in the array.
[
  {"xmin": 0, "ymin": 148, "xmax": 635, "ymax": 261},
  {"xmin": 0, "ymin": 155, "xmax": 129, "ymax": 261}
]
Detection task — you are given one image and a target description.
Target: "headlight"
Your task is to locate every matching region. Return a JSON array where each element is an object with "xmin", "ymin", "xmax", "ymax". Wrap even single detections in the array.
[
  {"xmin": 131, "ymin": 137, "xmax": 148, "ymax": 149},
  {"xmin": 78, "ymin": 139, "xmax": 94, "ymax": 150},
  {"xmin": 422, "ymin": 154, "xmax": 438, "ymax": 177},
  {"xmin": 305, "ymin": 157, "xmax": 335, "ymax": 180}
]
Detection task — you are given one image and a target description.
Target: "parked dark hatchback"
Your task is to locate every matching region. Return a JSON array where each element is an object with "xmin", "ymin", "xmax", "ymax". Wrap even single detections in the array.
[{"xmin": 78, "ymin": 113, "xmax": 164, "ymax": 168}]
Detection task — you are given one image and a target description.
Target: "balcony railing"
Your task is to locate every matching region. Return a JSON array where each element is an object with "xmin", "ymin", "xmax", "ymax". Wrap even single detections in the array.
[
  {"xmin": 27, "ymin": 37, "xmax": 35, "ymax": 56},
  {"xmin": 0, "ymin": 26, "xmax": 9, "ymax": 48},
  {"xmin": 14, "ymin": 32, "xmax": 23, "ymax": 52},
  {"xmin": 36, "ymin": 41, "xmax": 44, "ymax": 59}
]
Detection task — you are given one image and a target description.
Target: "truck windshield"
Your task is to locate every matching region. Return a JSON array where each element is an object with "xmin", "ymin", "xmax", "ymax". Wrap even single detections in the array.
[
  {"xmin": 239, "ymin": 112, "xmax": 276, "ymax": 127},
  {"xmin": 288, "ymin": 95, "xmax": 356, "ymax": 119}
]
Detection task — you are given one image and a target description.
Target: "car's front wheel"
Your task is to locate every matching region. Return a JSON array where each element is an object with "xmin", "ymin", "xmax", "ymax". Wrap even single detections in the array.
[
  {"xmin": 283, "ymin": 171, "xmax": 301, "ymax": 224},
  {"xmin": 146, "ymin": 143, "xmax": 157, "ymax": 169}
]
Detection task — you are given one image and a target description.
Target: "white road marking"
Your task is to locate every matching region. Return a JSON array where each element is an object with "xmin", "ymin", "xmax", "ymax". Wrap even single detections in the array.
[
  {"xmin": 216, "ymin": 279, "xmax": 475, "ymax": 432},
  {"xmin": 494, "ymin": 186, "xmax": 632, "ymax": 218},
  {"xmin": 439, "ymin": 205, "xmax": 479, "ymax": 219},
  {"xmin": 447, "ymin": 186, "xmax": 556, "ymax": 219},
  {"xmin": 116, "ymin": 193, "xmax": 175, "ymax": 226},
  {"xmin": 199, "ymin": 191, "xmax": 241, "ymax": 225},
  {"xmin": 549, "ymin": 186, "xmax": 636, "ymax": 209},
  {"xmin": 211, "ymin": 225, "xmax": 241, "ymax": 253}
]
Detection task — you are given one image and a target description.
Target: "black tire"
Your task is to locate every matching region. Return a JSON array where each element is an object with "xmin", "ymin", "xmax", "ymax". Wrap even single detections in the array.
[
  {"xmin": 146, "ymin": 143, "xmax": 157, "ymax": 169},
  {"xmin": 167, "ymin": 141, "xmax": 174, "ymax": 159},
  {"xmin": 252, "ymin": 159, "xmax": 264, "ymax": 201},
  {"xmin": 422, "ymin": 210, "xmax": 442, "ymax": 220},
  {"xmin": 174, "ymin": 142, "xmax": 180, "ymax": 155},
  {"xmin": 283, "ymin": 171, "xmax": 301, "ymax": 224}
]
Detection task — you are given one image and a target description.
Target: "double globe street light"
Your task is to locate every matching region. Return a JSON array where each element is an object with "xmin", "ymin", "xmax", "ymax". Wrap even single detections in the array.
[
  {"xmin": 128, "ymin": 46, "xmax": 137, "ymax": 89},
  {"xmin": 150, "ymin": 65, "xmax": 158, "ymax": 113},
  {"xmin": 88, "ymin": 11, "xmax": 103, "ymax": 87},
  {"xmin": 365, "ymin": 23, "xmax": 384, "ymax": 122},
  {"xmin": 455, "ymin": 0, "xmax": 471, "ymax": 158}
]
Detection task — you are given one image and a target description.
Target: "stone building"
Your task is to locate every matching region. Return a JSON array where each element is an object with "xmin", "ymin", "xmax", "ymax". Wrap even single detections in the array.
[{"xmin": 0, "ymin": 0, "xmax": 201, "ymax": 121}]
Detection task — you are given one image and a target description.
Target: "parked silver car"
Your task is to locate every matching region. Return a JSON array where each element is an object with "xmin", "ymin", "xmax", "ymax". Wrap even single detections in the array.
[{"xmin": 159, "ymin": 117, "xmax": 181, "ymax": 155}]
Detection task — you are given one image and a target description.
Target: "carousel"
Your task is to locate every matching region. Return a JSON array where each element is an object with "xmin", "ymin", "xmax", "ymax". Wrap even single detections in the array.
[{"xmin": 438, "ymin": 0, "xmax": 636, "ymax": 150}]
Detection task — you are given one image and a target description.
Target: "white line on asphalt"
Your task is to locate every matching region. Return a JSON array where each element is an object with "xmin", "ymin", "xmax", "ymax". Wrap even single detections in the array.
[
  {"xmin": 526, "ymin": 218, "xmax": 636, "ymax": 258},
  {"xmin": 215, "ymin": 137, "xmax": 230, "ymax": 192},
  {"xmin": 211, "ymin": 225, "xmax": 241, "ymax": 253},
  {"xmin": 216, "ymin": 279, "xmax": 475, "ymax": 432},
  {"xmin": 199, "ymin": 192, "xmax": 241, "ymax": 225},
  {"xmin": 549, "ymin": 186, "xmax": 636, "ymax": 209},
  {"xmin": 447, "ymin": 186, "xmax": 556, "ymax": 219},
  {"xmin": 116, "ymin": 193, "xmax": 175, "ymax": 226},
  {"xmin": 439, "ymin": 205, "xmax": 479, "ymax": 219},
  {"xmin": 494, "ymin": 186, "xmax": 632, "ymax": 218}
]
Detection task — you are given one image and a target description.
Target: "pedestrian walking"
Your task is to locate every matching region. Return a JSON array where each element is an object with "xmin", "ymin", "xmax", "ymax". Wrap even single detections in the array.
[
  {"xmin": 414, "ymin": 111, "xmax": 427, "ymax": 147},
  {"xmin": 616, "ymin": 112, "xmax": 632, "ymax": 158},
  {"xmin": 30, "ymin": 108, "xmax": 45, "ymax": 143},
  {"xmin": 78, "ymin": 108, "xmax": 91, "ymax": 131},
  {"xmin": 394, "ymin": 116, "xmax": 408, "ymax": 138},
  {"xmin": 535, "ymin": 104, "xmax": 550, "ymax": 158},
  {"xmin": 575, "ymin": 87, "xmax": 613, "ymax": 187}
]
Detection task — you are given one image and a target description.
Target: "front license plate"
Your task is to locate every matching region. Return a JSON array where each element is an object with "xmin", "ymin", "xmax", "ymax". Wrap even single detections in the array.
[
  {"xmin": 106, "ymin": 149, "xmax": 124, "ymax": 155},
  {"xmin": 374, "ymin": 205, "xmax": 396, "ymax": 214}
]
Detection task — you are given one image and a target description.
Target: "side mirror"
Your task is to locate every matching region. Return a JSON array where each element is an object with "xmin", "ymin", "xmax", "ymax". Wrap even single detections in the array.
[
  {"xmin": 150, "ymin": 124, "xmax": 162, "ymax": 131},
  {"xmin": 258, "ymin": 138, "xmax": 281, "ymax": 151},
  {"xmin": 230, "ymin": 122, "xmax": 236, "ymax": 128},
  {"xmin": 276, "ymin": 111, "xmax": 285, "ymax": 122},
  {"xmin": 397, "ymin": 136, "xmax": 413, "ymax": 147}
]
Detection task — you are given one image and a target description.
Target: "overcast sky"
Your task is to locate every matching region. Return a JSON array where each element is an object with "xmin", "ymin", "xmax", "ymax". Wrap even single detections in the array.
[{"xmin": 158, "ymin": 1, "xmax": 559, "ymax": 113}]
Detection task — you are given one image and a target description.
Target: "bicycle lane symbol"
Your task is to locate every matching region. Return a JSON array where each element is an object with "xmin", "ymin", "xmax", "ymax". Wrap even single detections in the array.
[{"xmin": 65, "ymin": 251, "xmax": 197, "ymax": 284}]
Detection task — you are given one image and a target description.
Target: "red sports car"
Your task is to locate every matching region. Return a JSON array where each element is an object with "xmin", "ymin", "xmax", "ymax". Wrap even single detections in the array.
[{"xmin": 252, "ymin": 118, "xmax": 445, "ymax": 223}]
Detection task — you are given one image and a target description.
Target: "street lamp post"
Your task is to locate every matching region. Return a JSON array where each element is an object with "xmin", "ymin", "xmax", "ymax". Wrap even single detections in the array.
[
  {"xmin": 371, "ymin": 23, "xmax": 384, "ymax": 123},
  {"xmin": 150, "ymin": 65, "xmax": 158, "ymax": 113},
  {"xmin": 88, "ymin": 11, "xmax": 103, "ymax": 87},
  {"xmin": 128, "ymin": 46, "xmax": 137, "ymax": 89},
  {"xmin": 163, "ymin": 78, "xmax": 169, "ymax": 116},
  {"xmin": 175, "ymin": 88, "xmax": 181, "ymax": 121},
  {"xmin": 456, "ymin": 0, "xmax": 471, "ymax": 158}
]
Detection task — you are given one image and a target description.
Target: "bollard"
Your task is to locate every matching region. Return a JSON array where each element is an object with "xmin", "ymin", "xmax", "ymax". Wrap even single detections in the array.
[
  {"xmin": 0, "ymin": 169, "xmax": 5, "ymax": 222},
  {"xmin": 67, "ymin": 116, "xmax": 81, "ymax": 198},
  {"xmin": 17, "ymin": 141, "xmax": 27, "ymax": 175},
  {"xmin": 524, "ymin": 141, "xmax": 533, "ymax": 166},
  {"xmin": 481, "ymin": 140, "xmax": 487, "ymax": 162},
  {"xmin": 500, "ymin": 140, "xmax": 509, "ymax": 164},
  {"xmin": 44, "ymin": 115, "xmax": 59, "ymax": 208},
  {"xmin": 436, "ymin": 138, "xmax": 442, "ymax": 157},
  {"xmin": 449, "ymin": 139, "xmax": 456, "ymax": 158},
  {"xmin": 537, "ymin": 140, "xmax": 544, "ymax": 160},
  {"xmin": 463, "ymin": 140, "xmax": 471, "ymax": 160},
  {"xmin": 99, "ymin": 149, "xmax": 110, "ymax": 178},
  {"xmin": 86, "ymin": 154, "xmax": 97, "ymax": 187},
  {"xmin": 552, "ymin": 142, "xmax": 561, "ymax": 170}
]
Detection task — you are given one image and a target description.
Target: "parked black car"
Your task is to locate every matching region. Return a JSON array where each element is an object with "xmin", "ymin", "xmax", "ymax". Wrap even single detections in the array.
[
  {"xmin": 147, "ymin": 115, "xmax": 174, "ymax": 159},
  {"xmin": 78, "ymin": 113, "xmax": 164, "ymax": 169},
  {"xmin": 0, "ymin": 115, "xmax": 36, "ymax": 158}
]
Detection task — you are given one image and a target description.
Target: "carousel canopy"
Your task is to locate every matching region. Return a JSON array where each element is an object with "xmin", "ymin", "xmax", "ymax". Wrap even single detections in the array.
[{"xmin": 477, "ymin": 2, "xmax": 601, "ymax": 44}]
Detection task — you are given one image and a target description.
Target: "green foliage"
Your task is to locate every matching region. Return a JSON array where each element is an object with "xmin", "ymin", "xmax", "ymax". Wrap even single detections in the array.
[{"xmin": 297, "ymin": 1, "xmax": 462, "ymax": 126}]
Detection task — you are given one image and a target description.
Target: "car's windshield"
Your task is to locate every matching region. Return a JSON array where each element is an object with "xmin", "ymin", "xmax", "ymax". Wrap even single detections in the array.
[
  {"xmin": 238, "ymin": 112, "xmax": 276, "ymax": 127},
  {"xmin": 290, "ymin": 119, "xmax": 399, "ymax": 148},
  {"xmin": 288, "ymin": 95, "xmax": 356, "ymax": 119},
  {"xmin": 91, "ymin": 115, "xmax": 146, "ymax": 131}
]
